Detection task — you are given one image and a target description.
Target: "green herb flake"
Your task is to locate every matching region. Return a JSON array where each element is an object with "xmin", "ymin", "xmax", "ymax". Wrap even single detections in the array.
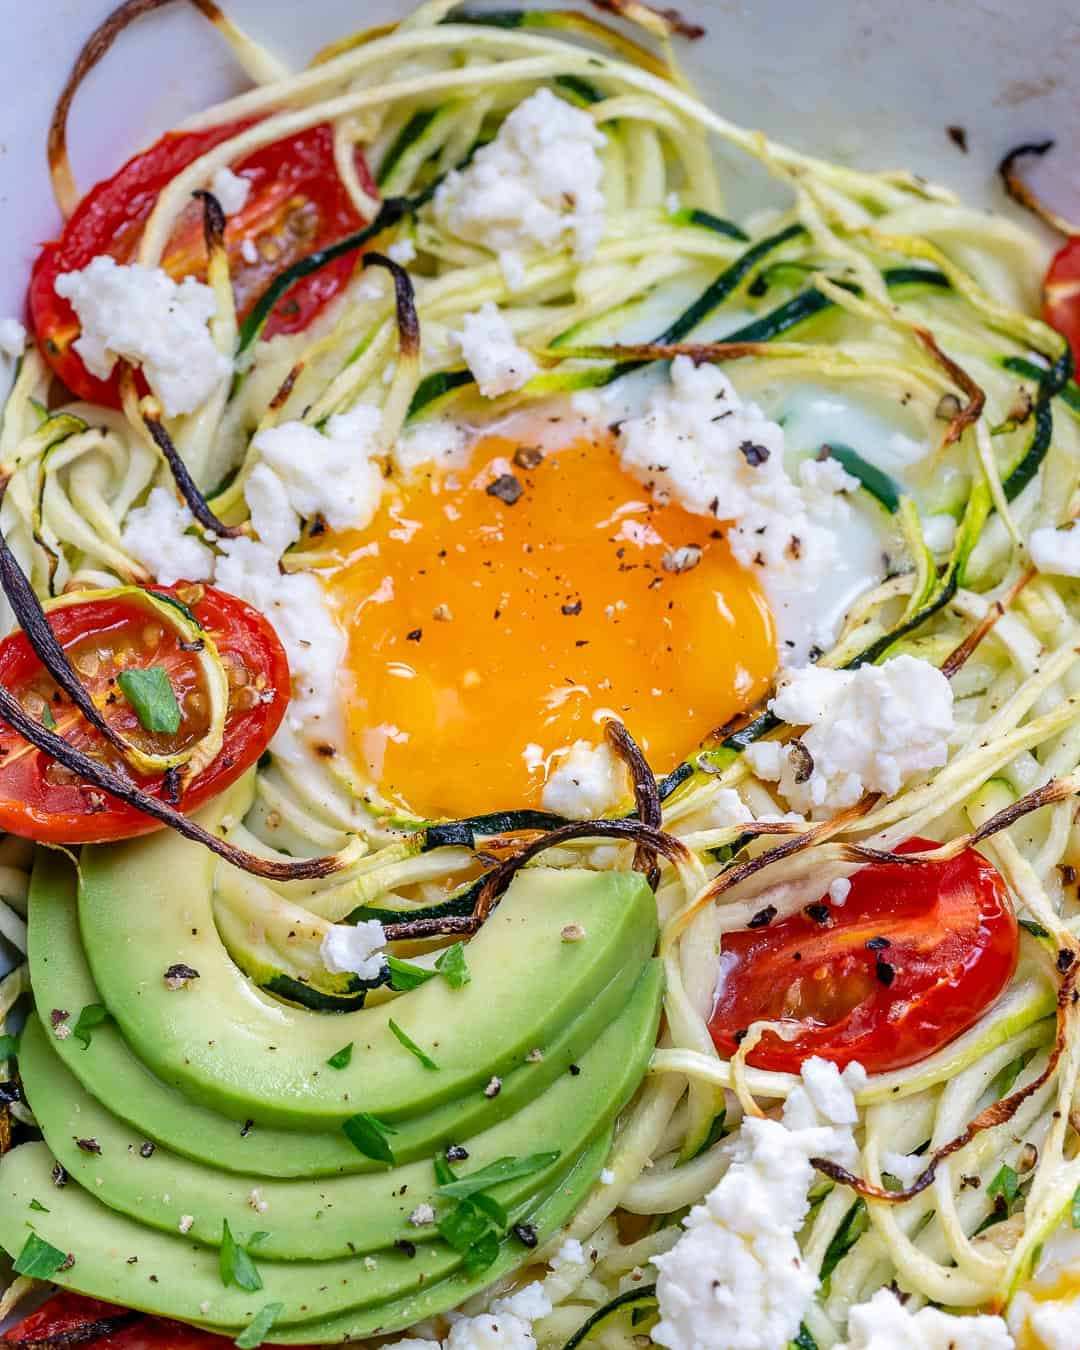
[
  {"xmin": 792, "ymin": 1327, "xmax": 819, "ymax": 1350},
  {"xmin": 220, "ymin": 1218, "xmax": 263, "ymax": 1292},
  {"xmin": 436, "ymin": 1152, "xmax": 559, "ymax": 1200},
  {"xmin": 14, "ymin": 1232, "xmax": 68, "ymax": 1279},
  {"xmin": 0, "ymin": 1033, "xmax": 19, "ymax": 1062},
  {"xmin": 437, "ymin": 1197, "xmax": 492, "ymax": 1253},
  {"xmin": 1019, "ymin": 917, "xmax": 1051, "ymax": 940},
  {"xmin": 387, "ymin": 956, "xmax": 437, "ymax": 992},
  {"xmin": 28, "ymin": 1199, "xmax": 49, "ymax": 1214},
  {"xmin": 435, "ymin": 942, "xmax": 470, "ymax": 989},
  {"xmin": 342, "ymin": 1111, "xmax": 397, "ymax": 1164},
  {"xmin": 72, "ymin": 1003, "xmax": 111, "ymax": 1050},
  {"xmin": 40, "ymin": 704, "xmax": 56, "ymax": 731},
  {"xmin": 116, "ymin": 666, "xmax": 181, "ymax": 735},
  {"xmin": 388, "ymin": 1018, "xmax": 439, "ymax": 1071},
  {"xmin": 234, "ymin": 1301, "xmax": 284, "ymax": 1349},
  {"xmin": 987, "ymin": 1164, "xmax": 1020, "ymax": 1210},
  {"xmin": 1071, "ymin": 1183, "xmax": 1080, "ymax": 1229},
  {"xmin": 462, "ymin": 1228, "xmax": 501, "ymax": 1275},
  {"xmin": 327, "ymin": 1043, "xmax": 353, "ymax": 1070}
]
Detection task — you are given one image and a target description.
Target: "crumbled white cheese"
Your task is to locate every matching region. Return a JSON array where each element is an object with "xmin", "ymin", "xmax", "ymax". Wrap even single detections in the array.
[
  {"xmin": 441, "ymin": 1282, "xmax": 552, "ymax": 1350},
  {"xmin": 551, "ymin": 1238, "xmax": 586, "ymax": 1269},
  {"xmin": 922, "ymin": 512, "xmax": 957, "ymax": 555},
  {"xmin": 393, "ymin": 418, "xmax": 470, "ymax": 476},
  {"xmin": 0, "ymin": 317, "xmax": 26, "ymax": 358},
  {"xmin": 178, "ymin": 1214, "xmax": 195, "ymax": 1234},
  {"xmin": 452, "ymin": 303, "xmax": 538, "ymax": 398},
  {"xmin": 828, "ymin": 877, "xmax": 852, "ymax": 906},
  {"xmin": 434, "ymin": 87, "xmax": 606, "ymax": 289},
  {"xmin": 879, "ymin": 1150, "xmax": 925, "ymax": 1189},
  {"xmin": 744, "ymin": 655, "xmax": 954, "ymax": 816},
  {"xmin": 1029, "ymin": 523, "xmax": 1080, "ymax": 578},
  {"xmin": 541, "ymin": 740, "xmax": 629, "ymax": 819},
  {"xmin": 120, "ymin": 487, "xmax": 215, "ymax": 586},
  {"xmin": 599, "ymin": 1168, "xmax": 616, "ymax": 1185},
  {"xmin": 54, "ymin": 255, "xmax": 230, "ymax": 416},
  {"xmin": 250, "ymin": 405, "xmax": 384, "ymax": 539},
  {"xmin": 320, "ymin": 918, "xmax": 387, "ymax": 979},
  {"xmin": 387, "ymin": 237, "xmax": 417, "ymax": 265},
  {"xmin": 247, "ymin": 1188, "xmax": 268, "ymax": 1214},
  {"xmin": 241, "ymin": 237, "xmax": 259, "ymax": 265},
  {"xmin": 408, "ymin": 1203, "xmax": 436, "ymax": 1227},
  {"xmin": 652, "ymin": 1058, "xmax": 864, "ymax": 1350},
  {"xmin": 616, "ymin": 357, "xmax": 850, "ymax": 594},
  {"xmin": 213, "ymin": 535, "xmax": 344, "ymax": 737},
  {"xmin": 210, "ymin": 166, "xmax": 252, "ymax": 216},
  {"xmin": 841, "ymin": 1287, "xmax": 1014, "ymax": 1348}
]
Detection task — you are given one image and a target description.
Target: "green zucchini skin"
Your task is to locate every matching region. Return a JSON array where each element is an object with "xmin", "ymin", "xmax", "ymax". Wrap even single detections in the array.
[
  {"xmin": 262, "ymin": 971, "xmax": 386, "ymax": 1013},
  {"xmin": 560, "ymin": 1284, "xmax": 659, "ymax": 1350},
  {"xmin": 822, "ymin": 444, "xmax": 903, "ymax": 515},
  {"xmin": 378, "ymin": 108, "xmax": 440, "ymax": 186}
]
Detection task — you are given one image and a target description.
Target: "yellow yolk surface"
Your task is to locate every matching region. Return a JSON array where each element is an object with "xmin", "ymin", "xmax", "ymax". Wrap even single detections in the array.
[{"xmin": 329, "ymin": 431, "xmax": 775, "ymax": 818}]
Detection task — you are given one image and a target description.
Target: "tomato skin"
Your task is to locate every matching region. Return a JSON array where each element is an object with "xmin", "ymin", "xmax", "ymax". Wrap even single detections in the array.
[
  {"xmin": 3, "ymin": 1292, "xmax": 231, "ymax": 1348},
  {"xmin": 29, "ymin": 122, "xmax": 376, "ymax": 406},
  {"xmin": 1044, "ymin": 237, "xmax": 1080, "ymax": 363},
  {"xmin": 3, "ymin": 1292, "xmax": 318, "ymax": 1348},
  {"xmin": 709, "ymin": 839, "xmax": 1019, "ymax": 1075},
  {"xmin": 0, "ymin": 584, "xmax": 289, "ymax": 844}
]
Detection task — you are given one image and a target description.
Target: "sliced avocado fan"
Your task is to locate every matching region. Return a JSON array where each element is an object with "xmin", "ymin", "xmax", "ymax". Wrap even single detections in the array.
[{"xmin": 4, "ymin": 787, "xmax": 664, "ymax": 1340}]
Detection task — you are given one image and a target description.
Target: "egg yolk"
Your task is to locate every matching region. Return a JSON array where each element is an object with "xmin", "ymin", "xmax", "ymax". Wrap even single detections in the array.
[{"xmin": 328, "ymin": 430, "xmax": 775, "ymax": 819}]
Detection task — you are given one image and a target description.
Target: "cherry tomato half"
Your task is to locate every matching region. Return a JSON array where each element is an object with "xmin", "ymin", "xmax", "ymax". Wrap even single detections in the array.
[
  {"xmin": 3, "ymin": 1292, "xmax": 235, "ymax": 1348},
  {"xmin": 29, "ymin": 121, "xmax": 377, "ymax": 406},
  {"xmin": 0, "ymin": 583, "xmax": 288, "ymax": 844},
  {"xmin": 1044, "ymin": 236, "xmax": 1080, "ymax": 364},
  {"xmin": 709, "ymin": 838, "xmax": 1019, "ymax": 1075}
]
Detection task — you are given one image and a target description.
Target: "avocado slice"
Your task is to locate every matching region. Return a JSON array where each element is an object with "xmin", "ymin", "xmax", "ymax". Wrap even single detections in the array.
[
  {"xmin": 19, "ymin": 962, "xmax": 662, "ymax": 1259},
  {"xmin": 0, "ymin": 1134, "xmax": 606, "ymax": 1334},
  {"xmin": 29, "ymin": 851, "xmax": 652, "ymax": 1177},
  {"xmin": 226, "ymin": 1134, "xmax": 608, "ymax": 1344},
  {"xmin": 78, "ymin": 818, "xmax": 655, "ymax": 1126}
]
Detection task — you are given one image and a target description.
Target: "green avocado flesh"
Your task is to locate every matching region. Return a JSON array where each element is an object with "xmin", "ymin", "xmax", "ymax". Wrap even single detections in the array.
[
  {"xmin": 19, "ymin": 961, "xmax": 662, "ymax": 1259},
  {"xmin": 12, "ymin": 815, "xmax": 663, "ymax": 1339},
  {"xmin": 79, "ymin": 828, "xmax": 655, "ymax": 1127}
]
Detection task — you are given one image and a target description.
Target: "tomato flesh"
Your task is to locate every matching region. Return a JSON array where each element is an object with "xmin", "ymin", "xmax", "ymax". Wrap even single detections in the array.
[
  {"xmin": 29, "ymin": 122, "xmax": 376, "ymax": 406},
  {"xmin": 1044, "ymin": 236, "xmax": 1080, "ymax": 365},
  {"xmin": 0, "ymin": 583, "xmax": 288, "ymax": 844},
  {"xmin": 709, "ymin": 839, "xmax": 1019, "ymax": 1074}
]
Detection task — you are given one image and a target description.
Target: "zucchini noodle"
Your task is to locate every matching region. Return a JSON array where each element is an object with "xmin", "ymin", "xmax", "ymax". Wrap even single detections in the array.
[{"xmin": 3, "ymin": 3, "xmax": 1080, "ymax": 1348}]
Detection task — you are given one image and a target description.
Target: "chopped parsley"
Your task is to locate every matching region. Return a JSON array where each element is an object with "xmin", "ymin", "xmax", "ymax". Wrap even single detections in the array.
[
  {"xmin": 987, "ymin": 1163, "xmax": 1020, "ymax": 1213},
  {"xmin": 386, "ymin": 957, "xmax": 437, "ymax": 992},
  {"xmin": 28, "ymin": 1199, "xmax": 49, "ymax": 1214},
  {"xmin": 1072, "ymin": 1183, "xmax": 1080, "ymax": 1229},
  {"xmin": 13, "ymin": 1232, "xmax": 68, "ymax": 1279},
  {"xmin": 388, "ymin": 1019, "xmax": 439, "ymax": 1070},
  {"xmin": 234, "ymin": 1301, "xmax": 284, "ymax": 1349},
  {"xmin": 116, "ymin": 666, "xmax": 181, "ymax": 735},
  {"xmin": 40, "ymin": 704, "xmax": 56, "ymax": 731},
  {"xmin": 327, "ymin": 1042, "xmax": 353, "ymax": 1070},
  {"xmin": 71, "ymin": 1003, "xmax": 111, "ymax": 1049},
  {"xmin": 342, "ymin": 1111, "xmax": 397, "ymax": 1164},
  {"xmin": 220, "ymin": 1219, "xmax": 263, "ymax": 1292},
  {"xmin": 435, "ymin": 942, "xmax": 470, "ymax": 989},
  {"xmin": 436, "ymin": 1152, "xmax": 559, "ymax": 1200}
]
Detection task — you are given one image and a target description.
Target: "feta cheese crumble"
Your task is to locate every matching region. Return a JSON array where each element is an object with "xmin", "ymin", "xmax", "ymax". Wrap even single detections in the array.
[
  {"xmin": 120, "ymin": 487, "xmax": 215, "ymax": 586},
  {"xmin": 540, "ymin": 740, "xmax": 629, "ymax": 818},
  {"xmin": 652, "ymin": 1058, "xmax": 865, "ymax": 1350},
  {"xmin": 54, "ymin": 255, "xmax": 230, "ymax": 416},
  {"xmin": 452, "ymin": 303, "xmax": 539, "ymax": 398},
  {"xmin": 393, "ymin": 418, "xmax": 470, "ymax": 476},
  {"xmin": 841, "ymin": 1287, "xmax": 1013, "ymax": 1348},
  {"xmin": 250, "ymin": 406, "xmax": 385, "ymax": 538},
  {"xmin": 210, "ymin": 166, "xmax": 252, "ymax": 216},
  {"xmin": 434, "ymin": 87, "xmax": 606, "ymax": 289},
  {"xmin": 320, "ymin": 919, "xmax": 387, "ymax": 979},
  {"xmin": 744, "ymin": 655, "xmax": 954, "ymax": 816},
  {"xmin": 615, "ymin": 357, "xmax": 863, "ymax": 661},
  {"xmin": 1029, "ymin": 522, "xmax": 1080, "ymax": 578},
  {"xmin": 0, "ymin": 317, "xmax": 26, "ymax": 358},
  {"xmin": 388, "ymin": 1282, "xmax": 552, "ymax": 1350}
]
